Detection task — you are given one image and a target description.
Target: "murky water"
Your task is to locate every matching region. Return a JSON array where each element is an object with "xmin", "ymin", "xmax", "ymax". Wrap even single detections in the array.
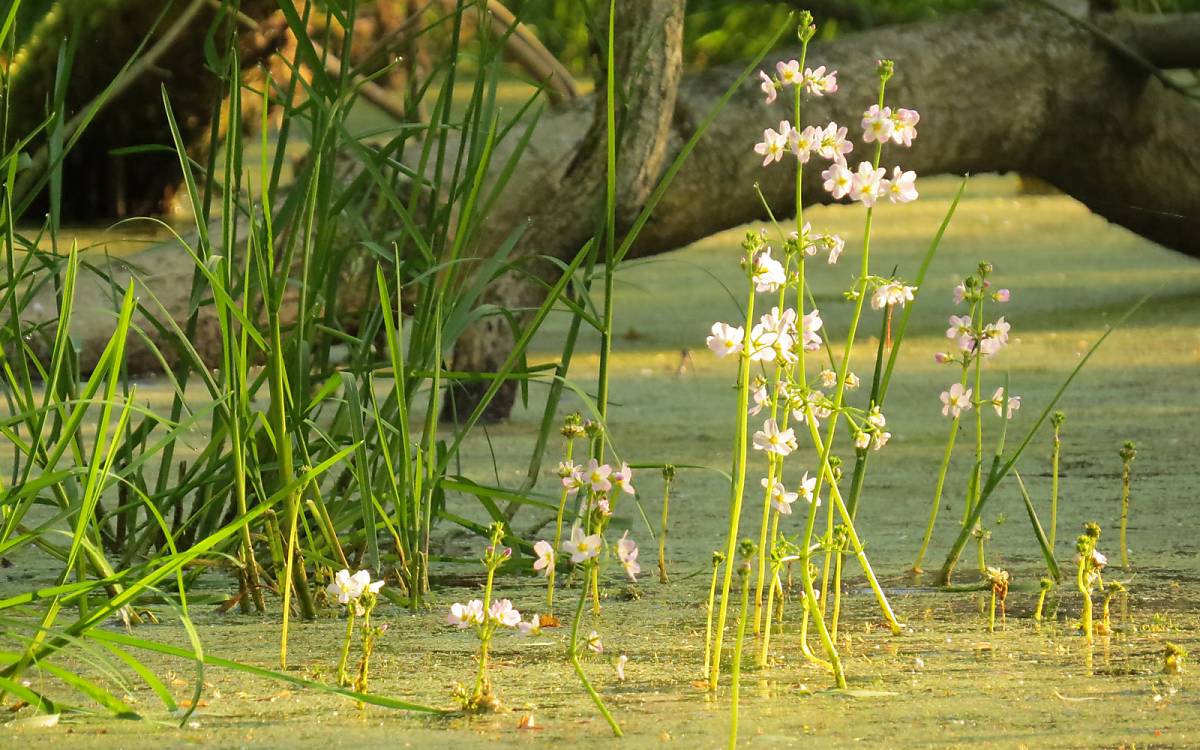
[{"xmin": 4, "ymin": 176, "xmax": 1200, "ymax": 747}]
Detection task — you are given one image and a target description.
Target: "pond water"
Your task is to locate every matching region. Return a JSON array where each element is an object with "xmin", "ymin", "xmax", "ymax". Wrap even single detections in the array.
[{"xmin": 4, "ymin": 176, "xmax": 1199, "ymax": 747}]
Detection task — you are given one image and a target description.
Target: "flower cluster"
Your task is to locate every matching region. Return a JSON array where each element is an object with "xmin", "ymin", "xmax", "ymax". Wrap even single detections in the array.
[
  {"xmin": 934, "ymin": 264, "xmax": 1020, "ymax": 420},
  {"xmin": 327, "ymin": 568, "xmax": 385, "ymax": 616},
  {"xmin": 757, "ymin": 60, "xmax": 919, "ymax": 209}
]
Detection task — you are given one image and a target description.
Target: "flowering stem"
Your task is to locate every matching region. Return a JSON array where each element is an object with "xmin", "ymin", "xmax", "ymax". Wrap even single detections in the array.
[
  {"xmin": 758, "ymin": 512, "xmax": 782, "ymax": 667},
  {"xmin": 1049, "ymin": 413, "xmax": 1064, "ymax": 549},
  {"xmin": 473, "ymin": 546, "xmax": 500, "ymax": 703},
  {"xmin": 549, "ymin": 441, "xmax": 575, "ymax": 611},
  {"xmin": 830, "ymin": 538, "xmax": 844, "ymax": 641},
  {"xmin": 1077, "ymin": 553, "xmax": 1093, "ymax": 644},
  {"xmin": 1119, "ymin": 441, "xmax": 1136, "ymax": 568},
  {"xmin": 570, "ymin": 561, "xmax": 622, "ymax": 737},
  {"xmin": 729, "ymin": 551, "xmax": 753, "ymax": 750},
  {"xmin": 709, "ymin": 270, "xmax": 757, "ymax": 691},
  {"xmin": 703, "ymin": 552, "xmax": 723, "ymax": 680},
  {"xmin": 337, "ymin": 607, "xmax": 356, "ymax": 687},
  {"xmin": 913, "ymin": 413, "xmax": 962, "ymax": 573},
  {"xmin": 658, "ymin": 468, "xmax": 673, "ymax": 584}
]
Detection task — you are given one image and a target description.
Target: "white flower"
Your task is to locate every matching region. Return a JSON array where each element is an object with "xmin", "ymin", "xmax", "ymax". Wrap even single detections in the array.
[
  {"xmin": 749, "ymin": 378, "xmax": 771, "ymax": 417},
  {"xmin": 871, "ymin": 281, "xmax": 916, "ymax": 311},
  {"xmin": 759, "ymin": 306, "xmax": 797, "ymax": 337},
  {"xmin": 617, "ymin": 531, "xmax": 640, "ymax": 581},
  {"xmin": 489, "ymin": 598, "xmax": 522, "ymax": 628},
  {"xmin": 533, "ymin": 540, "xmax": 555, "ymax": 577},
  {"xmin": 850, "ymin": 161, "xmax": 887, "ymax": 207},
  {"xmin": 583, "ymin": 459, "xmax": 612, "ymax": 492},
  {"xmin": 819, "ymin": 369, "xmax": 837, "ymax": 388},
  {"xmin": 754, "ymin": 122, "xmax": 791, "ymax": 166},
  {"xmin": 801, "ymin": 309, "xmax": 823, "ymax": 351},
  {"xmin": 796, "ymin": 472, "xmax": 819, "ymax": 506},
  {"xmin": 762, "ymin": 477, "xmax": 799, "ymax": 515},
  {"xmin": 585, "ymin": 630, "xmax": 604, "ymax": 654},
  {"xmin": 517, "ymin": 614, "xmax": 542, "ymax": 636},
  {"xmin": 940, "ymin": 383, "xmax": 973, "ymax": 418},
  {"xmin": 752, "ymin": 418, "xmax": 797, "ymax": 456},
  {"xmin": 448, "ymin": 599, "xmax": 485, "ymax": 629},
  {"xmin": 887, "ymin": 166, "xmax": 918, "ymax": 203},
  {"xmin": 867, "ymin": 406, "xmax": 886, "ymax": 429},
  {"xmin": 752, "ymin": 248, "xmax": 787, "ymax": 293},
  {"xmin": 862, "ymin": 104, "xmax": 895, "ymax": 144},
  {"xmin": 706, "ymin": 322, "xmax": 744, "ymax": 358},
  {"xmin": 747, "ymin": 323, "xmax": 781, "ymax": 363},
  {"xmin": 822, "ymin": 159, "xmax": 853, "ymax": 199},
  {"xmin": 815, "ymin": 122, "xmax": 853, "ymax": 161},
  {"xmin": 327, "ymin": 568, "xmax": 366, "ymax": 605},
  {"xmin": 759, "ymin": 70, "xmax": 777, "ymax": 104},
  {"xmin": 872, "ymin": 430, "xmax": 891, "ymax": 451},
  {"xmin": 822, "ymin": 233, "xmax": 845, "ymax": 264},
  {"xmin": 846, "ymin": 372, "xmax": 861, "ymax": 390},
  {"xmin": 990, "ymin": 387, "xmax": 1021, "ymax": 419},
  {"xmin": 562, "ymin": 526, "xmax": 603, "ymax": 564},
  {"xmin": 854, "ymin": 430, "xmax": 871, "ymax": 450},
  {"xmin": 615, "ymin": 654, "xmax": 628, "ymax": 681},
  {"xmin": 775, "ymin": 59, "xmax": 802, "ymax": 87}
]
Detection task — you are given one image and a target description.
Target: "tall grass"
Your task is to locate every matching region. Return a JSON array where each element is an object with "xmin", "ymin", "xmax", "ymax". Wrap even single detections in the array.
[{"xmin": 0, "ymin": 0, "xmax": 596, "ymax": 717}]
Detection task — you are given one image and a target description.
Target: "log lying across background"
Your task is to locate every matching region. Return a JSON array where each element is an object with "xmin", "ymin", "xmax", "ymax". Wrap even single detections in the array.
[{"xmin": 9, "ymin": 2, "xmax": 1200, "ymax": 421}]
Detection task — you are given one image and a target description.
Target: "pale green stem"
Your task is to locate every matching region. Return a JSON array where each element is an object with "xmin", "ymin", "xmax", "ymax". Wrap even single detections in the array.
[
  {"xmin": 570, "ymin": 561, "xmax": 622, "ymax": 737},
  {"xmin": 729, "ymin": 561, "xmax": 752, "ymax": 750},
  {"xmin": 548, "ymin": 441, "xmax": 575, "ymax": 610},
  {"xmin": 709, "ymin": 278, "xmax": 757, "ymax": 691},
  {"xmin": 337, "ymin": 606, "xmax": 356, "ymax": 687}
]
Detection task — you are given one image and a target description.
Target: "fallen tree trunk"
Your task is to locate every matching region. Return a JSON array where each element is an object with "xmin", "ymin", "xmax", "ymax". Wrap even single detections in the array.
[
  {"xmin": 25, "ymin": 3, "xmax": 1200, "ymax": 397},
  {"xmin": 446, "ymin": 1, "xmax": 1200, "ymax": 418}
]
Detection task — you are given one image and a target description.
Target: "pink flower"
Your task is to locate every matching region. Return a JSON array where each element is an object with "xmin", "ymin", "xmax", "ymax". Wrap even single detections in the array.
[
  {"xmin": 562, "ymin": 525, "xmax": 603, "ymax": 563},
  {"xmin": 617, "ymin": 531, "xmax": 640, "ymax": 581},
  {"xmin": 822, "ymin": 159, "xmax": 853, "ymax": 199},
  {"xmin": 815, "ymin": 122, "xmax": 853, "ymax": 161},
  {"xmin": 886, "ymin": 166, "xmax": 918, "ymax": 203},
  {"xmin": 759, "ymin": 70, "xmax": 777, "ymax": 104},
  {"xmin": 533, "ymin": 540, "xmax": 555, "ymax": 576},
  {"xmin": 934, "ymin": 352, "xmax": 954, "ymax": 364},
  {"xmin": 788, "ymin": 124, "xmax": 818, "ymax": 163},
  {"xmin": 862, "ymin": 105, "xmax": 895, "ymax": 144},
  {"xmin": 952, "ymin": 282, "xmax": 967, "ymax": 305},
  {"xmin": 559, "ymin": 460, "xmax": 586, "ymax": 494},
  {"xmin": 993, "ymin": 288, "xmax": 1011, "ymax": 303},
  {"xmin": 849, "ymin": 161, "xmax": 887, "ymax": 207},
  {"xmin": 612, "ymin": 462, "xmax": 635, "ymax": 495},
  {"xmin": 776, "ymin": 59, "xmax": 802, "ymax": 87},
  {"xmin": 946, "ymin": 314, "xmax": 973, "ymax": 351},
  {"xmin": 871, "ymin": 281, "xmax": 916, "ymax": 310},
  {"xmin": 802, "ymin": 65, "xmax": 837, "ymax": 96},
  {"xmin": 801, "ymin": 309, "xmax": 823, "ymax": 351},
  {"xmin": 517, "ymin": 614, "xmax": 542, "ymax": 636},
  {"xmin": 940, "ymin": 383, "xmax": 973, "ymax": 418},
  {"xmin": 489, "ymin": 599, "xmax": 522, "ymax": 628},
  {"xmin": 890, "ymin": 108, "xmax": 919, "ymax": 147},
  {"xmin": 582, "ymin": 459, "xmax": 612, "ymax": 492}
]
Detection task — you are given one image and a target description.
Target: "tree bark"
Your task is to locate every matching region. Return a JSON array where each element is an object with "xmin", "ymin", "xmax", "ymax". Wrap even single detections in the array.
[{"xmin": 444, "ymin": 0, "xmax": 686, "ymax": 422}]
